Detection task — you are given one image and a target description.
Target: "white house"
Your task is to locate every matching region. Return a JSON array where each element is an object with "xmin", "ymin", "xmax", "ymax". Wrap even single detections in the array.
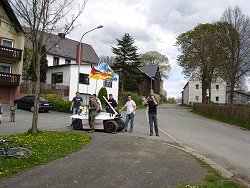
[
  {"xmin": 182, "ymin": 78, "xmax": 227, "ymax": 105},
  {"xmin": 38, "ymin": 33, "xmax": 119, "ymax": 104}
]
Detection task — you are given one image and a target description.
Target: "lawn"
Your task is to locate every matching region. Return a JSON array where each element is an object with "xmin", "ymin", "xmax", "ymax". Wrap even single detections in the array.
[{"xmin": 0, "ymin": 131, "xmax": 91, "ymax": 178}]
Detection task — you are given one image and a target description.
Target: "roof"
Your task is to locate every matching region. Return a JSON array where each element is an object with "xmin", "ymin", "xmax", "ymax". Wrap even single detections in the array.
[
  {"xmin": 0, "ymin": 0, "xmax": 24, "ymax": 33},
  {"xmin": 23, "ymin": 27, "xmax": 99, "ymax": 64},
  {"xmin": 138, "ymin": 65, "xmax": 159, "ymax": 79}
]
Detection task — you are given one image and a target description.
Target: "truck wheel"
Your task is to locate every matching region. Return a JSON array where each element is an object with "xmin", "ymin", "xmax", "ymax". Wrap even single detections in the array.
[
  {"xmin": 72, "ymin": 119, "xmax": 82, "ymax": 130},
  {"xmin": 116, "ymin": 119, "xmax": 125, "ymax": 131},
  {"xmin": 104, "ymin": 120, "xmax": 118, "ymax": 133}
]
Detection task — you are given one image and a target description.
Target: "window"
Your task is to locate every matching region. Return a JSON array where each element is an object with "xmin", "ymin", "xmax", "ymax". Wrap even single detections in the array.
[
  {"xmin": 1, "ymin": 38, "xmax": 14, "ymax": 48},
  {"xmin": 195, "ymin": 84, "xmax": 199, "ymax": 89},
  {"xmin": 51, "ymin": 72, "xmax": 63, "ymax": 83},
  {"xmin": 65, "ymin": 59, "xmax": 71, "ymax": 64},
  {"xmin": 216, "ymin": 96, "xmax": 219, "ymax": 102},
  {"xmin": 53, "ymin": 57, "xmax": 59, "ymax": 66},
  {"xmin": 79, "ymin": 73, "xmax": 89, "ymax": 85},
  {"xmin": 0, "ymin": 63, "xmax": 11, "ymax": 73},
  {"xmin": 195, "ymin": 96, "xmax": 199, "ymax": 101},
  {"xmin": 216, "ymin": 85, "xmax": 219, "ymax": 90},
  {"xmin": 103, "ymin": 80, "xmax": 112, "ymax": 88}
]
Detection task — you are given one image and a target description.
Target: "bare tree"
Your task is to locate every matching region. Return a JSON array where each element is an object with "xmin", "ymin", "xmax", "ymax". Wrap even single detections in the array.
[
  {"xmin": 220, "ymin": 6, "xmax": 250, "ymax": 103},
  {"xmin": 10, "ymin": 0, "xmax": 88, "ymax": 134}
]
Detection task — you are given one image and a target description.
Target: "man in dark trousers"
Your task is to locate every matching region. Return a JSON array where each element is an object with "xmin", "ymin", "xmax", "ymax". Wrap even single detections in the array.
[
  {"xmin": 106, "ymin": 94, "xmax": 117, "ymax": 113},
  {"xmin": 145, "ymin": 95, "xmax": 159, "ymax": 136}
]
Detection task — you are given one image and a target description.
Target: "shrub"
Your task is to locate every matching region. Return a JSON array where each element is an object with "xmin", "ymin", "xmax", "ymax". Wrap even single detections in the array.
[
  {"xmin": 98, "ymin": 87, "xmax": 108, "ymax": 106},
  {"xmin": 52, "ymin": 99, "xmax": 71, "ymax": 113},
  {"xmin": 43, "ymin": 94, "xmax": 58, "ymax": 101},
  {"xmin": 118, "ymin": 91, "xmax": 142, "ymax": 107}
]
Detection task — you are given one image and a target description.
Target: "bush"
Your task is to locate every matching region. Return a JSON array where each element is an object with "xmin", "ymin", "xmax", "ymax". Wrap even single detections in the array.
[
  {"xmin": 98, "ymin": 87, "xmax": 108, "ymax": 106},
  {"xmin": 118, "ymin": 91, "xmax": 143, "ymax": 107},
  {"xmin": 52, "ymin": 99, "xmax": 71, "ymax": 113},
  {"xmin": 43, "ymin": 94, "xmax": 58, "ymax": 101}
]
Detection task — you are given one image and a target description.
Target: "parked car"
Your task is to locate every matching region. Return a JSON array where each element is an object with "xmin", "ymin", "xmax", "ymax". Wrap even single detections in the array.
[{"xmin": 14, "ymin": 96, "xmax": 52, "ymax": 112}]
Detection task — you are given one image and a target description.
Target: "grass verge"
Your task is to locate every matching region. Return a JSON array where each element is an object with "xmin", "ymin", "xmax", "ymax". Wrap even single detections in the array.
[
  {"xmin": 176, "ymin": 157, "xmax": 243, "ymax": 188},
  {"xmin": 0, "ymin": 131, "xmax": 91, "ymax": 178}
]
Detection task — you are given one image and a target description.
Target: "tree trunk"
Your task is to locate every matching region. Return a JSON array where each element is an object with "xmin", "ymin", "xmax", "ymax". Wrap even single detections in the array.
[
  {"xmin": 230, "ymin": 82, "xmax": 235, "ymax": 104},
  {"xmin": 31, "ymin": 52, "xmax": 41, "ymax": 134}
]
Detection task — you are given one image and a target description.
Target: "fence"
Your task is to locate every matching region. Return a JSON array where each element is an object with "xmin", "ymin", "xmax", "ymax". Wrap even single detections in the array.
[{"xmin": 20, "ymin": 81, "xmax": 69, "ymax": 98}]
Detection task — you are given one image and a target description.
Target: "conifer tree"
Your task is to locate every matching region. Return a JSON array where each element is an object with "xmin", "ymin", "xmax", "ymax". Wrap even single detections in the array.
[{"xmin": 112, "ymin": 33, "xmax": 141, "ymax": 93}]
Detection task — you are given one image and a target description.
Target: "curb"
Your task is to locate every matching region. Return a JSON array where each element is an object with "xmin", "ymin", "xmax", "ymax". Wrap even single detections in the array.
[{"xmin": 159, "ymin": 127, "xmax": 233, "ymax": 179}]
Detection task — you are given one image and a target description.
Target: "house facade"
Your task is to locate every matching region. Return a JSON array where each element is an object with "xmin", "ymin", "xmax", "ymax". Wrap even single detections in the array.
[
  {"xmin": 42, "ymin": 34, "xmax": 119, "ymax": 104},
  {"xmin": 182, "ymin": 78, "xmax": 227, "ymax": 105},
  {"xmin": 226, "ymin": 90, "xmax": 250, "ymax": 104},
  {"xmin": 0, "ymin": 0, "xmax": 24, "ymax": 104}
]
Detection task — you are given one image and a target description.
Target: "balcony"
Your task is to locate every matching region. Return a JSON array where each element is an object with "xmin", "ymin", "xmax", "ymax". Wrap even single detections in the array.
[
  {"xmin": 0, "ymin": 72, "xmax": 20, "ymax": 86},
  {"xmin": 0, "ymin": 45, "xmax": 23, "ymax": 60}
]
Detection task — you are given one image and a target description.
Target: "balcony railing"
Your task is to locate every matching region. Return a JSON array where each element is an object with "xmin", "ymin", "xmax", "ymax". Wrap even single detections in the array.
[
  {"xmin": 0, "ymin": 45, "xmax": 23, "ymax": 60},
  {"xmin": 0, "ymin": 72, "xmax": 20, "ymax": 86}
]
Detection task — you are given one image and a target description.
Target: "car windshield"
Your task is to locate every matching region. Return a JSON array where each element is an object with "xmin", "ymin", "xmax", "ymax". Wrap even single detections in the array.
[{"xmin": 39, "ymin": 97, "xmax": 47, "ymax": 102}]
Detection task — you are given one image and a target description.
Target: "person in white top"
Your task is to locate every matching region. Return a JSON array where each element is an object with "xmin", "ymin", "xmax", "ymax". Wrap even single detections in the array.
[{"xmin": 120, "ymin": 94, "xmax": 136, "ymax": 133}]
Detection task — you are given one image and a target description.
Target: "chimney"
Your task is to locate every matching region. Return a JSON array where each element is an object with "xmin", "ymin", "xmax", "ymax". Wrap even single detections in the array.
[{"xmin": 58, "ymin": 33, "xmax": 66, "ymax": 39}]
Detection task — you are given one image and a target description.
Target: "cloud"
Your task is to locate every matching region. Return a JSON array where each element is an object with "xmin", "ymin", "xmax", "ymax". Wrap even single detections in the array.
[{"xmin": 70, "ymin": 0, "xmax": 250, "ymax": 97}]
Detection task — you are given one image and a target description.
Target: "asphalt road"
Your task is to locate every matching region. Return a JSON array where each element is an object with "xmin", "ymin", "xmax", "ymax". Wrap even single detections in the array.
[
  {"xmin": 0, "ymin": 106, "xmax": 207, "ymax": 188},
  {"xmin": 156, "ymin": 104, "xmax": 250, "ymax": 182}
]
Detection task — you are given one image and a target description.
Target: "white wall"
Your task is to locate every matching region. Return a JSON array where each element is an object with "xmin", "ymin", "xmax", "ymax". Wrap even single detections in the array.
[
  {"xmin": 182, "ymin": 83, "xmax": 189, "ymax": 105},
  {"xmin": 182, "ymin": 78, "xmax": 227, "ymax": 105},
  {"xmin": 46, "ymin": 54, "xmax": 119, "ymax": 105}
]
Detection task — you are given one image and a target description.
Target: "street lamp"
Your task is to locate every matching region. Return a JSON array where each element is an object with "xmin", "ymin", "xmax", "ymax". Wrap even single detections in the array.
[{"xmin": 77, "ymin": 25, "xmax": 103, "ymax": 92}]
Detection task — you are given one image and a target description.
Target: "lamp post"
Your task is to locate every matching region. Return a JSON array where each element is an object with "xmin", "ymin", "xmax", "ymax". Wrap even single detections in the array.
[{"xmin": 77, "ymin": 25, "xmax": 103, "ymax": 92}]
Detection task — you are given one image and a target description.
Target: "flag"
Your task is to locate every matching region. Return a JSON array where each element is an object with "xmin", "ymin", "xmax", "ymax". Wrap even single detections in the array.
[
  {"xmin": 89, "ymin": 67, "xmax": 112, "ymax": 80},
  {"xmin": 97, "ymin": 60, "xmax": 118, "ymax": 81}
]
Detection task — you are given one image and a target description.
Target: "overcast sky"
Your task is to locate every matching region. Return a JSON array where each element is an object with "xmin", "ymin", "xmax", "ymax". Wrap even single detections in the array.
[{"xmin": 68, "ymin": 0, "xmax": 250, "ymax": 98}]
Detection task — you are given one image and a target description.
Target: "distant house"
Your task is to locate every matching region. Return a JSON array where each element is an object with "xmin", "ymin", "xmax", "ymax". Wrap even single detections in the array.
[
  {"xmin": 226, "ymin": 90, "xmax": 250, "ymax": 104},
  {"xmin": 137, "ymin": 65, "xmax": 161, "ymax": 97},
  {"xmin": 0, "ymin": 0, "xmax": 24, "ymax": 104},
  {"xmin": 24, "ymin": 30, "xmax": 119, "ymax": 103},
  {"xmin": 182, "ymin": 78, "xmax": 227, "ymax": 105}
]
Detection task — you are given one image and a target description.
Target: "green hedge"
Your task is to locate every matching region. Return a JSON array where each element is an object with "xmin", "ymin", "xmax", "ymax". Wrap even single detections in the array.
[
  {"xmin": 43, "ymin": 94, "xmax": 71, "ymax": 113},
  {"xmin": 52, "ymin": 99, "xmax": 71, "ymax": 113},
  {"xmin": 193, "ymin": 103, "xmax": 250, "ymax": 129},
  {"xmin": 118, "ymin": 91, "xmax": 143, "ymax": 108}
]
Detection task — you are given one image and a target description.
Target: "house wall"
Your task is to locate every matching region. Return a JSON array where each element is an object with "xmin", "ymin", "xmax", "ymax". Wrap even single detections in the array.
[
  {"xmin": 182, "ymin": 78, "xmax": 227, "ymax": 105},
  {"xmin": 46, "ymin": 54, "xmax": 119, "ymax": 105},
  {"xmin": 188, "ymin": 80, "xmax": 202, "ymax": 104},
  {"xmin": 0, "ymin": 3, "xmax": 24, "ymax": 104},
  {"xmin": 182, "ymin": 83, "xmax": 189, "ymax": 105},
  {"xmin": 210, "ymin": 79, "xmax": 227, "ymax": 103},
  {"xmin": 227, "ymin": 92, "xmax": 250, "ymax": 104},
  {"xmin": 0, "ymin": 4, "xmax": 24, "ymax": 76}
]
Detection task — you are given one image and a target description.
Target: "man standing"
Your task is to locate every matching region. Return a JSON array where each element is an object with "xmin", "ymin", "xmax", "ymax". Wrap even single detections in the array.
[
  {"xmin": 106, "ymin": 94, "xmax": 117, "ymax": 113},
  {"xmin": 88, "ymin": 95, "xmax": 99, "ymax": 133},
  {"xmin": 120, "ymin": 94, "xmax": 136, "ymax": 133},
  {"xmin": 93, "ymin": 94, "xmax": 102, "ymax": 112},
  {"xmin": 145, "ymin": 95, "xmax": 159, "ymax": 136},
  {"xmin": 70, "ymin": 92, "xmax": 83, "ymax": 115}
]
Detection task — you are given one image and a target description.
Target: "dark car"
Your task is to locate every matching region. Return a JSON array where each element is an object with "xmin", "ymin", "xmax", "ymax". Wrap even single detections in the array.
[{"xmin": 14, "ymin": 96, "xmax": 52, "ymax": 112}]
